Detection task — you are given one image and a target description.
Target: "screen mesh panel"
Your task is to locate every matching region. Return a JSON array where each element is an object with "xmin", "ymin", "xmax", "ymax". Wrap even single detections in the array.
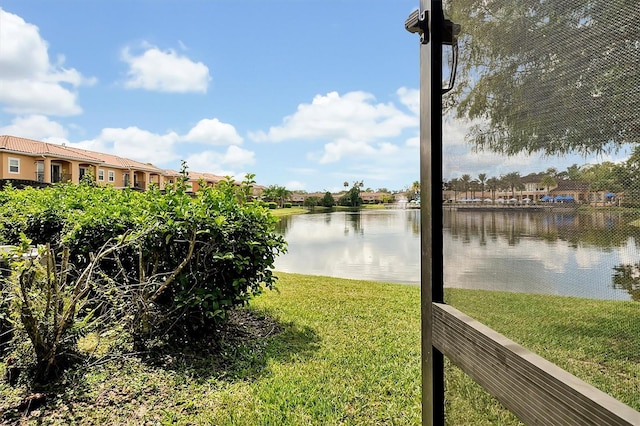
[{"xmin": 441, "ymin": 0, "xmax": 640, "ymax": 417}]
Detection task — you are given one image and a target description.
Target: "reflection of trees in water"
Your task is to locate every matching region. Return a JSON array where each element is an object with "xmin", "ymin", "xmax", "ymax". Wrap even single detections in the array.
[
  {"xmin": 406, "ymin": 210, "xmax": 420, "ymax": 236},
  {"xmin": 445, "ymin": 211, "xmax": 640, "ymax": 301},
  {"xmin": 612, "ymin": 264, "xmax": 640, "ymax": 301},
  {"xmin": 346, "ymin": 212, "xmax": 364, "ymax": 235},
  {"xmin": 275, "ymin": 215, "xmax": 292, "ymax": 235},
  {"xmin": 445, "ymin": 211, "xmax": 640, "ymax": 250}
]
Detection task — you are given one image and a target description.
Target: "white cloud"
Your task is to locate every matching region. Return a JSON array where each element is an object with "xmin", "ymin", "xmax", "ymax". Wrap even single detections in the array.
[
  {"xmin": 74, "ymin": 127, "xmax": 181, "ymax": 165},
  {"xmin": 397, "ymin": 87, "xmax": 419, "ymax": 116},
  {"xmin": 67, "ymin": 116, "xmax": 242, "ymax": 167},
  {"xmin": 318, "ymin": 139, "xmax": 399, "ymax": 164},
  {"xmin": 0, "ymin": 115, "xmax": 67, "ymax": 141},
  {"xmin": 223, "ymin": 145, "xmax": 255, "ymax": 168},
  {"xmin": 183, "ymin": 146, "xmax": 255, "ymax": 175},
  {"xmin": 121, "ymin": 44, "xmax": 210, "ymax": 93},
  {"xmin": 406, "ymin": 136, "xmax": 419, "ymax": 147},
  {"xmin": 0, "ymin": 9, "xmax": 96, "ymax": 116},
  {"xmin": 285, "ymin": 180, "xmax": 305, "ymax": 190},
  {"xmin": 184, "ymin": 118, "xmax": 242, "ymax": 145},
  {"xmin": 249, "ymin": 91, "xmax": 417, "ymax": 143}
]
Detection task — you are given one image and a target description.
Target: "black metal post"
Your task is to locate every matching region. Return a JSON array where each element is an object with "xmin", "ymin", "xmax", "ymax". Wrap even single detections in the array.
[{"xmin": 418, "ymin": 0, "xmax": 445, "ymax": 424}]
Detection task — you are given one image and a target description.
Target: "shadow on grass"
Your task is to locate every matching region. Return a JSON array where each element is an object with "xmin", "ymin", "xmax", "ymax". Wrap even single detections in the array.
[
  {"xmin": 545, "ymin": 320, "xmax": 640, "ymax": 363},
  {"xmin": 0, "ymin": 307, "xmax": 320, "ymax": 421},
  {"xmin": 140, "ymin": 307, "xmax": 321, "ymax": 382}
]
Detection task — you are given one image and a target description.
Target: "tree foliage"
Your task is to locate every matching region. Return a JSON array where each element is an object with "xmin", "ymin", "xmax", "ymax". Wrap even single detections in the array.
[
  {"xmin": 304, "ymin": 196, "xmax": 320, "ymax": 209},
  {"xmin": 447, "ymin": 0, "xmax": 640, "ymax": 156},
  {"xmin": 321, "ymin": 192, "xmax": 336, "ymax": 207},
  {"xmin": 539, "ymin": 175, "xmax": 557, "ymax": 195},
  {"xmin": 0, "ymin": 172, "xmax": 287, "ymax": 380},
  {"xmin": 339, "ymin": 181, "xmax": 364, "ymax": 207},
  {"xmin": 263, "ymin": 185, "xmax": 291, "ymax": 208}
]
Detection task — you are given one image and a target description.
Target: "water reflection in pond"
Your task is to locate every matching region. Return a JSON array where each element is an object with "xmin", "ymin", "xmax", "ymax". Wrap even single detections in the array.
[
  {"xmin": 274, "ymin": 209, "xmax": 640, "ymax": 301},
  {"xmin": 275, "ymin": 210, "xmax": 420, "ymax": 284}
]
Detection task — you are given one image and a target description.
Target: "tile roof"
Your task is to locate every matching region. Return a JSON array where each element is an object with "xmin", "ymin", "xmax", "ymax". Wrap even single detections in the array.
[
  {"xmin": 0, "ymin": 135, "xmax": 163, "ymax": 173},
  {"xmin": 0, "ymin": 135, "xmax": 103, "ymax": 162},
  {"xmin": 553, "ymin": 180, "xmax": 590, "ymax": 191},
  {"xmin": 0, "ymin": 135, "xmax": 264, "ymax": 186},
  {"xmin": 65, "ymin": 146, "xmax": 164, "ymax": 173},
  {"xmin": 189, "ymin": 171, "xmax": 226, "ymax": 182},
  {"xmin": 163, "ymin": 169, "xmax": 183, "ymax": 177}
]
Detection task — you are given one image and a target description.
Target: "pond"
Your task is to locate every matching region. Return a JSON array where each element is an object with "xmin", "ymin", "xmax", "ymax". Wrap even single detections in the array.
[{"xmin": 274, "ymin": 209, "xmax": 640, "ymax": 301}]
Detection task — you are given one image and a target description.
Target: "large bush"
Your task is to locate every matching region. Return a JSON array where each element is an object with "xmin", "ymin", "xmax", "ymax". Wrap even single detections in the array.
[{"xmin": 0, "ymin": 173, "xmax": 287, "ymax": 378}]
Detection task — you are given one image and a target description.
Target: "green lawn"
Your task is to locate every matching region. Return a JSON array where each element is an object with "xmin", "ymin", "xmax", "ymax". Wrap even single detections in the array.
[
  {"xmin": 269, "ymin": 206, "xmax": 309, "ymax": 217},
  {"xmin": 1, "ymin": 273, "xmax": 638, "ymax": 424}
]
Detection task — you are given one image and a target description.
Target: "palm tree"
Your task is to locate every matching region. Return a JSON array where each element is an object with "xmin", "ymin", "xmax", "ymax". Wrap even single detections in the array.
[
  {"xmin": 263, "ymin": 185, "xmax": 278, "ymax": 203},
  {"xmin": 486, "ymin": 177, "xmax": 500, "ymax": 202},
  {"xmin": 411, "ymin": 180, "xmax": 420, "ymax": 200},
  {"xmin": 460, "ymin": 174, "xmax": 472, "ymax": 199},
  {"xmin": 275, "ymin": 185, "xmax": 292, "ymax": 208},
  {"xmin": 264, "ymin": 185, "xmax": 291, "ymax": 208},
  {"xmin": 478, "ymin": 173, "xmax": 487, "ymax": 199},
  {"xmin": 502, "ymin": 172, "xmax": 523, "ymax": 199},
  {"xmin": 448, "ymin": 178, "xmax": 460, "ymax": 202},
  {"xmin": 539, "ymin": 175, "xmax": 557, "ymax": 196},
  {"xmin": 470, "ymin": 180, "xmax": 481, "ymax": 200}
]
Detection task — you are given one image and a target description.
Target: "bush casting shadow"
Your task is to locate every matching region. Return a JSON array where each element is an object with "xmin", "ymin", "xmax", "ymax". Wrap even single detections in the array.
[
  {"xmin": 141, "ymin": 307, "xmax": 321, "ymax": 381},
  {"xmin": 0, "ymin": 307, "xmax": 320, "ymax": 422}
]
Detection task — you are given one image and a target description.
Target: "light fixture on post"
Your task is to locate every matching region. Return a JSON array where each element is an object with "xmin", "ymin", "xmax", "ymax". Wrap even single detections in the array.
[
  {"xmin": 405, "ymin": 9, "xmax": 460, "ymax": 94},
  {"xmin": 441, "ymin": 19, "xmax": 460, "ymax": 94}
]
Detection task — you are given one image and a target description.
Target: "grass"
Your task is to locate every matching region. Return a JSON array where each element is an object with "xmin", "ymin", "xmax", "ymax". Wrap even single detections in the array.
[
  {"xmin": 269, "ymin": 206, "xmax": 309, "ymax": 217},
  {"xmin": 1, "ymin": 273, "xmax": 638, "ymax": 424},
  {"xmin": 269, "ymin": 204, "xmax": 390, "ymax": 218},
  {"xmin": 445, "ymin": 289, "xmax": 640, "ymax": 409}
]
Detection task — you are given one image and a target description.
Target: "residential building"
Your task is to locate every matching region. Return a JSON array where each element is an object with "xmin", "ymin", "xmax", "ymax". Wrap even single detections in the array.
[{"xmin": 0, "ymin": 135, "xmax": 255, "ymax": 193}]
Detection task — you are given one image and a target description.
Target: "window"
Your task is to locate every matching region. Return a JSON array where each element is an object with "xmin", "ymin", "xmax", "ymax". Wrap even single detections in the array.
[
  {"xmin": 8, "ymin": 158, "xmax": 19, "ymax": 174},
  {"xmin": 108, "ymin": 171, "xmax": 115, "ymax": 182},
  {"xmin": 36, "ymin": 161, "xmax": 44, "ymax": 182},
  {"xmin": 79, "ymin": 167, "xmax": 88, "ymax": 180},
  {"xmin": 98, "ymin": 169, "xmax": 105, "ymax": 181}
]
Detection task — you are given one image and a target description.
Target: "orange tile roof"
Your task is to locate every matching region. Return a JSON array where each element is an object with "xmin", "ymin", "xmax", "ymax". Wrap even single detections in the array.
[
  {"xmin": 163, "ymin": 169, "xmax": 183, "ymax": 177},
  {"xmin": 1, "ymin": 135, "xmax": 266, "ymax": 186},
  {"xmin": 188, "ymin": 171, "xmax": 226, "ymax": 182},
  {"xmin": 0, "ymin": 135, "xmax": 103, "ymax": 163},
  {"xmin": 65, "ymin": 145, "xmax": 163, "ymax": 173},
  {"xmin": 0, "ymin": 135, "xmax": 163, "ymax": 173}
]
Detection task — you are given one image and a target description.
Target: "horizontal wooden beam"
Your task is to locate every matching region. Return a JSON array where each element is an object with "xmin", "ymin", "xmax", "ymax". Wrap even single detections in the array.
[{"xmin": 433, "ymin": 303, "xmax": 640, "ymax": 425}]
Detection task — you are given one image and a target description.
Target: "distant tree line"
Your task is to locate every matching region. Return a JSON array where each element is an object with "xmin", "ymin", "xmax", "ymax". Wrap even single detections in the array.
[{"xmin": 441, "ymin": 155, "xmax": 640, "ymax": 206}]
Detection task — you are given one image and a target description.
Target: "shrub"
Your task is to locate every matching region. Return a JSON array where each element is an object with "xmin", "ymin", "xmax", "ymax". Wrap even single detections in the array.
[
  {"xmin": 0, "ymin": 171, "xmax": 287, "ymax": 378},
  {"xmin": 284, "ymin": 202, "xmax": 292, "ymax": 208},
  {"xmin": 267, "ymin": 202, "xmax": 278, "ymax": 209},
  {"xmin": 304, "ymin": 196, "xmax": 319, "ymax": 208},
  {"xmin": 321, "ymin": 192, "xmax": 336, "ymax": 207}
]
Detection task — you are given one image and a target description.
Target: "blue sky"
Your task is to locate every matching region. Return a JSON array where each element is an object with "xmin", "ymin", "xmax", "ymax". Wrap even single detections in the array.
[{"xmin": 0, "ymin": 1, "xmax": 628, "ymax": 192}]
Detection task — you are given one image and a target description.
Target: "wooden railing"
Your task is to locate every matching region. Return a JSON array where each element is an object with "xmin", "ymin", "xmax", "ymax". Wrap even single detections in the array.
[{"xmin": 433, "ymin": 303, "xmax": 640, "ymax": 425}]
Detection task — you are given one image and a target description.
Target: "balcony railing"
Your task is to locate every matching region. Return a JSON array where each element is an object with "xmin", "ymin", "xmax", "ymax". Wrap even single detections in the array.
[{"xmin": 52, "ymin": 173, "xmax": 72, "ymax": 184}]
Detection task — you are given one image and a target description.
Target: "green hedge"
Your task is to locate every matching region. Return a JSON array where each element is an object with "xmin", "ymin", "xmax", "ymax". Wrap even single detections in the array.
[{"xmin": 0, "ymin": 174, "xmax": 287, "ymax": 353}]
